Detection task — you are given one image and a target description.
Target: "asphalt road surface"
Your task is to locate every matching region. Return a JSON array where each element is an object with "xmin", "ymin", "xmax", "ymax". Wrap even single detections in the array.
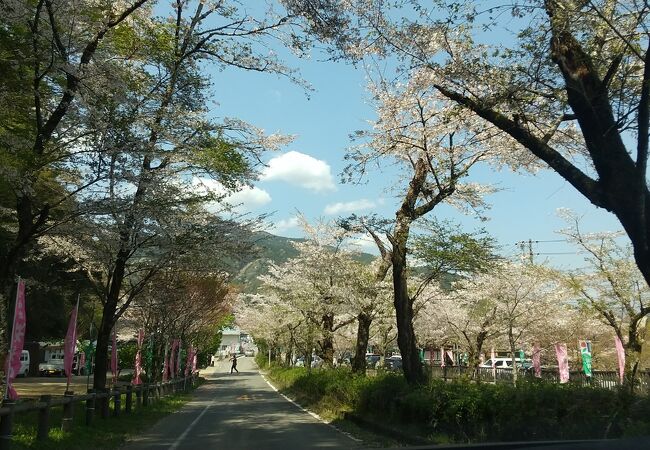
[{"xmin": 123, "ymin": 357, "xmax": 359, "ymax": 449}]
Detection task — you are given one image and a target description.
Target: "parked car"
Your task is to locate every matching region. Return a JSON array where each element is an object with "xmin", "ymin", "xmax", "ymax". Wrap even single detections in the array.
[
  {"xmin": 311, "ymin": 355, "xmax": 323, "ymax": 368},
  {"xmin": 384, "ymin": 355, "xmax": 403, "ymax": 371},
  {"xmin": 365, "ymin": 354, "xmax": 381, "ymax": 369},
  {"xmin": 18, "ymin": 350, "xmax": 30, "ymax": 377},
  {"xmin": 244, "ymin": 348, "xmax": 255, "ymax": 357},
  {"xmin": 39, "ymin": 351, "xmax": 65, "ymax": 377},
  {"xmin": 479, "ymin": 358, "xmax": 532, "ymax": 369}
]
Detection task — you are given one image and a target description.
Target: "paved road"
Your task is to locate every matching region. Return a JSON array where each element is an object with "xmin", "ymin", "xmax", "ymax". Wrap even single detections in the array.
[{"xmin": 123, "ymin": 357, "xmax": 359, "ymax": 449}]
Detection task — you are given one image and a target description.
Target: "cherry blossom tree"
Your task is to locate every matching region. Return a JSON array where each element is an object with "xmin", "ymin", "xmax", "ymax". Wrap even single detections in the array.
[
  {"xmin": 301, "ymin": 0, "xmax": 650, "ymax": 290},
  {"xmin": 560, "ymin": 213, "xmax": 650, "ymax": 387},
  {"xmin": 344, "ymin": 72, "xmax": 512, "ymax": 383}
]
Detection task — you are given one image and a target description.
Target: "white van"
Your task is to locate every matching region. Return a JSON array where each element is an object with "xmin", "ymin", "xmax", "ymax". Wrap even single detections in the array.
[
  {"xmin": 19, "ymin": 350, "xmax": 30, "ymax": 377},
  {"xmin": 479, "ymin": 357, "xmax": 532, "ymax": 369}
]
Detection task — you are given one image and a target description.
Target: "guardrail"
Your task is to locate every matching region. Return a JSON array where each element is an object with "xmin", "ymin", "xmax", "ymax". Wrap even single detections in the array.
[
  {"xmin": 426, "ymin": 365, "xmax": 650, "ymax": 392},
  {"xmin": 0, "ymin": 374, "xmax": 198, "ymax": 449}
]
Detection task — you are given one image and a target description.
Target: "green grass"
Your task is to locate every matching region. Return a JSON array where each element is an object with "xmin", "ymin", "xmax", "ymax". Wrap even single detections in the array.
[{"xmin": 10, "ymin": 392, "xmax": 193, "ymax": 449}]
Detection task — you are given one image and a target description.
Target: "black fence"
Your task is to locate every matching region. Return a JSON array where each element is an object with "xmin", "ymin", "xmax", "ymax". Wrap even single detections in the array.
[
  {"xmin": 426, "ymin": 365, "xmax": 650, "ymax": 393},
  {"xmin": 0, "ymin": 375, "xmax": 197, "ymax": 449}
]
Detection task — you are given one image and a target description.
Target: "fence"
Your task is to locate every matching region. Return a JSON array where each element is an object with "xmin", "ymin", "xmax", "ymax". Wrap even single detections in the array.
[
  {"xmin": 426, "ymin": 365, "xmax": 650, "ymax": 393},
  {"xmin": 0, "ymin": 375, "xmax": 197, "ymax": 449}
]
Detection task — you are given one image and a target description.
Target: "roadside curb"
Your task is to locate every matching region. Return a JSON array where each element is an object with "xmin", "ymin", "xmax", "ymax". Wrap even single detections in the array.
[
  {"xmin": 257, "ymin": 369, "xmax": 362, "ymax": 444},
  {"xmin": 343, "ymin": 411, "xmax": 432, "ymax": 446}
]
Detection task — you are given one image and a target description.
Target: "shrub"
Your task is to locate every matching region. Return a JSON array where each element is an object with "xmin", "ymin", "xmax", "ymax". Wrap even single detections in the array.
[{"xmin": 266, "ymin": 366, "xmax": 650, "ymax": 444}]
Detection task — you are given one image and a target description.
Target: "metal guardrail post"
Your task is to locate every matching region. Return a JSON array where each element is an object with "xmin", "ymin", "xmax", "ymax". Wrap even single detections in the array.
[
  {"xmin": 37, "ymin": 395, "xmax": 52, "ymax": 441},
  {"xmin": 125, "ymin": 385, "xmax": 132, "ymax": 414},
  {"xmin": 113, "ymin": 388, "xmax": 121, "ymax": 417},
  {"xmin": 142, "ymin": 384, "xmax": 149, "ymax": 407},
  {"xmin": 0, "ymin": 401, "xmax": 15, "ymax": 450},
  {"xmin": 86, "ymin": 390, "xmax": 95, "ymax": 426},
  {"xmin": 101, "ymin": 390, "xmax": 110, "ymax": 419},
  {"xmin": 62, "ymin": 390, "xmax": 74, "ymax": 432}
]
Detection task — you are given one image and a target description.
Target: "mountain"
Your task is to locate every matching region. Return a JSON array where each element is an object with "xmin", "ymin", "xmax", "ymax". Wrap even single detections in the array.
[{"xmin": 231, "ymin": 231, "xmax": 376, "ymax": 294}]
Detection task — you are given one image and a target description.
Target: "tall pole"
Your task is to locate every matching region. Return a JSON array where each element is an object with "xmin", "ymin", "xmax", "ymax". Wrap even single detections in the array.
[
  {"xmin": 86, "ymin": 321, "xmax": 94, "ymax": 391},
  {"xmin": 4, "ymin": 277, "xmax": 20, "ymax": 401},
  {"xmin": 528, "ymin": 239, "xmax": 534, "ymax": 264},
  {"xmin": 66, "ymin": 294, "xmax": 80, "ymax": 394}
]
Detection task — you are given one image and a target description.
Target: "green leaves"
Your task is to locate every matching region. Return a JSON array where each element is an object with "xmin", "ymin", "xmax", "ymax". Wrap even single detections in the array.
[{"xmin": 411, "ymin": 219, "xmax": 498, "ymax": 282}]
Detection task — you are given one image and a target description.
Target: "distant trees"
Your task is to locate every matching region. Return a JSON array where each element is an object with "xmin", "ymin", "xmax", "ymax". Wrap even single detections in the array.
[
  {"xmin": 1, "ymin": 0, "xmax": 314, "ymax": 392},
  {"xmin": 560, "ymin": 213, "xmax": 650, "ymax": 387}
]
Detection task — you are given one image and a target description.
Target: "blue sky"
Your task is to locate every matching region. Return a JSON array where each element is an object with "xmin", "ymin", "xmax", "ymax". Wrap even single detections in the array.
[{"xmin": 198, "ymin": 7, "xmax": 623, "ymax": 270}]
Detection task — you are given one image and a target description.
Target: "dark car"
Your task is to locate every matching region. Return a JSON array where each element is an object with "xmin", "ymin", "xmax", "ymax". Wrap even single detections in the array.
[
  {"xmin": 384, "ymin": 355, "xmax": 403, "ymax": 371},
  {"xmin": 365, "ymin": 354, "xmax": 381, "ymax": 368}
]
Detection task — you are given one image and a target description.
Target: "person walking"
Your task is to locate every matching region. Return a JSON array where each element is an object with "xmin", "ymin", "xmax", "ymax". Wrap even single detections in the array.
[{"xmin": 230, "ymin": 353, "xmax": 239, "ymax": 374}]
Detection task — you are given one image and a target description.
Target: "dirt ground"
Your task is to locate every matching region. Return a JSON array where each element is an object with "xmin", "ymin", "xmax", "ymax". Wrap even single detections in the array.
[{"xmin": 12, "ymin": 373, "xmax": 119, "ymax": 398}]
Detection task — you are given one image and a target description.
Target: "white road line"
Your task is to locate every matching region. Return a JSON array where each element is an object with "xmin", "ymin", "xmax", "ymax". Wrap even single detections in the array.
[
  {"xmin": 168, "ymin": 398, "xmax": 216, "ymax": 450},
  {"xmin": 259, "ymin": 372, "xmax": 362, "ymax": 443}
]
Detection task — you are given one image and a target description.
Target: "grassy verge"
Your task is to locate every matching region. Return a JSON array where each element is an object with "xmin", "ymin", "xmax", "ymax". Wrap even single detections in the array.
[
  {"xmin": 259, "ymin": 359, "xmax": 650, "ymax": 446},
  {"xmin": 10, "ymin": 390, "xmax": 196, "ymax": 449}
]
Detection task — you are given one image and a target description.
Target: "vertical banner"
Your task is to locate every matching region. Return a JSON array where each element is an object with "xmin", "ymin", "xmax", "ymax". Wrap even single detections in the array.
[
  {"xmin": 615, "ymin": 335, "xmax": 625, "ymax": 384},
  {"xmin": 111, "ymin": 328, "xmax": 118, "ymax": 383},
  {"xmin": 133, "ymin": 329, "xmax": 144, "ymax": 385},
  {"xmin": 554, "ymin": 343, "xmax": 569, "ymax": 383},
  {"xmin": 5, "ymin": 279, "xmax": 27, "ymax": 400},
  {"xmin": 446, "ymin": 350, "xmax": 455, "ymax": 366},
  {"xmin": 440, "ymin": 347, "xmax": 445, "ymax": 367},
  {"xmin": 192, "ymin": 349, "xmax": 197, "ymax": 373},
  {"xmin": 163, "ymin": 343, "xmax": 169, "ymax": 382},
  {"xmin": 532, "ymin": 342, "xmax": 542, "ymax": 378},
  {"xmin": 185, "ymin": 346, "xmax": 193, "ymax": 377},
  {"xmin": 578, "ymin": 340, "xmax": 592, "ymax": 377},
  {"xmin": 64, "ymin": 296, "xmax": 80, "ymax": 388},
  {"xmin": 176, "ymin": 339, "xmax": 183, "ymax": 377}
]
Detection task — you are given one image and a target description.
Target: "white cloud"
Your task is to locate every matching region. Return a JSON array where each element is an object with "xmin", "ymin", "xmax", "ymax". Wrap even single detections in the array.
[
  {"xmin": 346, "ymin": 234, "xmax": 380, "ymax": 255},
  {"xmin": 192, "ymin": 177, "xmax": 271, "ymax": 213},
  {"xmin": 324, "ymin": 198, "xmax": 377, "ymax": 215},
  {"xmin": 272, "ymin": 217, "xmax": 301, "ymax": 233},
  {"xmin": 261, "ymin": 151, "xmax": 336, "ymax": 192}
]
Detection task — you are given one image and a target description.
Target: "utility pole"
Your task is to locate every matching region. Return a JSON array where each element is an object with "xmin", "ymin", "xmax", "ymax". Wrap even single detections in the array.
[{"xmin": 528, "ymin": 239, "xmax": 534, "ymax": 264}]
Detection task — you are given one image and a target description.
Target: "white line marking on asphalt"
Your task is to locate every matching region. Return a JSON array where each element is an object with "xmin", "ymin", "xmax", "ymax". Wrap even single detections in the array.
[
  {"xmin": 259, "ymin": 372, "xmax": 362, "ymax": 443},
  {"xmin": 168, "ymin": 398, "xmax": 216, "ymax": 450}
]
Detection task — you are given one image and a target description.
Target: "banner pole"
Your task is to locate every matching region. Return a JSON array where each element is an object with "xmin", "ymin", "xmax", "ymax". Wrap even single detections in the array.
[{"xmin": 4, "ymin": 277, "xmax": 20, "ymax": 401}]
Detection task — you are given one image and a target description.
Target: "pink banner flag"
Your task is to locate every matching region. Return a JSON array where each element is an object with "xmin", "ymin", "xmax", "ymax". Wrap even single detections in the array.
[
  {"xmin": 64, "ymin": 297, "xmax": 79, "ymax": 387},
  {"xmin": 111, "ymin": 327, "xmax": 118, "ymax": 382},
  {"xmin": 185, "ymin": 346, "xmax": 193, "ymax": 377},
  {"xmin": 5, "ymin": 279, "xmax": 26, "ymax": 400},
  {"xmin": 133, "ymin": 329, "xmax": 144, "ymax": 385},
  {"xmin": 532, "ymin": 342, "xmax": 542, "ymax": 378},
  {"xmin": 440, "ymin": 347, "xmax": 445, "ymax": 367},
  {"xmin": 163, "ymin": 344, "xmax": 169, "ymax": 382},
  {"xmin": 192, "ymin": 350, "xmax": 197, "ymax": 373},
  {"xmin": 176, "ymin": 339, "xmax": 182, "ymax": 377},
  {"xmin": 446, "ymin": 350, "xmax": 454, "ymax": 366},
  {"xmin": 615, "ymin": 335, "xmax": 626, "ymax": 384},
  {"xmin": 554, "ymin": 343, "xmax": 569, "ymax": 383}
]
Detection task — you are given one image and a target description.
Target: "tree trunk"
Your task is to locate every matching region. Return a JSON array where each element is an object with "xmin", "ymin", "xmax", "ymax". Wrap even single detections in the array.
[
  {"xmin": 319, "ymin": 313, "xmax": 335, "ymax": 367},
  {"xmin": 508, "ymin": 326, "xmax": 518, "ymax": 386},
  {"xmin": 624, "ymin": 319, "xmax": 646, "ymax": 392},
  {"xmin": 472, "ymin": 331, "xmax": 487, "ymax": 383},
  {"xmin": 352, "ymin": 312, "xmax": 372, "ymax": 374},
  {"xmin": 393, "ymin": 222, "xmax": 425, "ymax": 384},
  {"xmin": 93, "ymin": 247, "xmax": 129, "ymax": 390}
]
